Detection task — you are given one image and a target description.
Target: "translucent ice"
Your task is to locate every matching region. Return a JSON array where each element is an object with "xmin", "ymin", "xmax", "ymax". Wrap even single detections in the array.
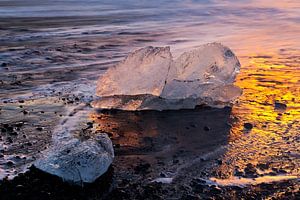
[
  {"xmin": 34, "ymin": 135, "xmax": 114, "ymax": 183},
  {"xmin": 96, "ymin": 46, "xmax": 172, "ymax": 96},
  {"xmin": 94, "ymin": 43, "xmax": 242, "ymax": 110},
  {"xmin": 34, "ymin": 105, "xmax": 114, "ymax": 183}
]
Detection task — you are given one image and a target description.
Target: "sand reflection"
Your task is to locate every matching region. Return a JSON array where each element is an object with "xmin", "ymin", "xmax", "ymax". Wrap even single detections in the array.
[{"xmin": 214, "ymin": 50, "xmax": 300, "ymax": 181}]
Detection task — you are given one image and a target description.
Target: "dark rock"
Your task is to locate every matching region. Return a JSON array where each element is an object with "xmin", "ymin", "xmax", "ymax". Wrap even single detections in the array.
[
  {"xmin": 257, "ymin": 163, "xmax": 269, "ymax": 170},
  {"xmin": 15, "ymin": 122, "xmax": 24, "ymax": 127},
  {"xmin": 234, "ymin": 169, "xmax": 244, "ymax": 176},
  {"xmin": 244, "ymin": 163, "xmax": 258, "ymax": 178},
  {"xmin": 87, "ymin": 122, "xmax": 93, "ymax": 128},
  {"xmin": 9, "ymin": 131, "xmax": 18, "ymax": 136},
  {"xmin": 203, "ymin": 126, "xmax": 210, "ymax": 131},
  {"xmin": 216, "ymin": 159, "xmax": 223, "ymax": 165},
  {"xmin": 26, "ymin": 142, "xmax": 32, "ymax": 146},
  {"xmin": 22, "ymin": 110, "xmax": 29, "ymax": 115},
  {"xmin": 190, "ymin": 124, "xmax": 197, "ymax": 128},
  {"xmin": 225, "ymin": 49, "xmax": 234, "ymax": 57},
  {"xmin": 244, "ymin": 123, "xmax": 253, "ymax": 130},
  {"xmin": 6, "ymin": 161, "xmax": 14, "ymax": 166},
  {"xmin": 7, "ymin": 126, "xmax": 14, "ymax": 132},
  {"xmin": 7, "ymin": 137, "xmax": 13, "ymax": 143},
  {"xmin": 36, "ymin": 127, "xmax": 43, "ymax": 131},
  {"xmin": 274, "ymin": 102, "xmax": 287, "ymax": 110}
]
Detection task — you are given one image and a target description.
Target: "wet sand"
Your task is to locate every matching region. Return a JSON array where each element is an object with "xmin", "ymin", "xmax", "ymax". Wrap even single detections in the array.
[{"xmin": 1, "ymin": 106, "xmax": 298, "ymax": 200}]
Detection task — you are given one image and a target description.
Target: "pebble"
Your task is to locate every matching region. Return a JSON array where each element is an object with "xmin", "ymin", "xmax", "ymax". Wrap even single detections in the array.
[
  {"xmin": 6, "ymin": 161, "xmax": 14, "ymax": 166},
  {"xmin": 22, "ymin": 110, "xmax": 29, "ymax": 115},
  {"xmin": 274, "ymin": 102, "xmax": 287, "ymax": 110},
  {"xmin": 203, "ymin": 126, "xmax": 210, "ymax": 131},
  {"xmin": 243, "ymin": 123, "xmax": 253, "ymax": 130},
  {"xmin": 36, "ymin": 127, "xmax": 43, "ymax": 131}
]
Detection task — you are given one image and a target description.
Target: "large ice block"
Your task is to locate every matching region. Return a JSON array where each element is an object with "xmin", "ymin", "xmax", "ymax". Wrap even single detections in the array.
[{"xmin": 94, "ymin": 43, "xmax": 242, "ymax": 110}]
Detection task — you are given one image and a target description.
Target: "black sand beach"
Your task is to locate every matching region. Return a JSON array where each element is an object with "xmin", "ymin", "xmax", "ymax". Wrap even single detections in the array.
[{"xmin": 1, "ymin": 1, "xmax": 300, "ymax": 199}]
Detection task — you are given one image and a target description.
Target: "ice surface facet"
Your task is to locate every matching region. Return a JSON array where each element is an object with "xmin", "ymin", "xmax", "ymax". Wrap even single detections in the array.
[
  {"xmin": 96, "ymin": 46, "xmax": 172, "ymax": 96},
  {"xmin": 34, "ymin": 134, "xmax": 114, "ymax": 183},
  {"xmin": 94, "ymin": 43, "xmax": 242, "ymax": 110}
]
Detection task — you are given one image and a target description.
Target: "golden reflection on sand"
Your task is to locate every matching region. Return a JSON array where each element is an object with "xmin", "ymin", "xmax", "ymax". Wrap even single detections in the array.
[
  {"xmin": 90, "ymin": 111, "xmax": 160, "ymax": 148},
  {"xmin": 215, "ymin": 50, "xmax": 300, "ymax": 180}
]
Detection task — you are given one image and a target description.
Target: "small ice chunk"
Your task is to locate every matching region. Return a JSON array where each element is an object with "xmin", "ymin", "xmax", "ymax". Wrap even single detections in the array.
[
  {"xmin": 152, "ymin": 177, "xmax": 173, "ymax": 184},
  {"xmin": 94, "ymin": 43, "xmax": 242, "ymax": 110},
  {"xmin": 34, "ymin": 133, "xmax": 114, "ymax": 183}
]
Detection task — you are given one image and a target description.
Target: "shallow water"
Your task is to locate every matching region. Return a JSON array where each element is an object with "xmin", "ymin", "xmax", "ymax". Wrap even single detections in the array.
[{"xmin": 0, "ymin": 0, "xmax": 299, "ymax": 198}]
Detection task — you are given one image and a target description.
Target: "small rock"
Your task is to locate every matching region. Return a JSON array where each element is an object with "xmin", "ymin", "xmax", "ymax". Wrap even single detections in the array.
[
  {"xmin": 257, "ymin": 163, "xmax": 269, "ymax": 170},
  {"xmin": 15, "ymin": 122, "xmax": 24, "ymax": 127},
  {"xmin": 190, "ymin": 124, "xmax": 197, "ymax": 128},
  {"xmin": 7, "ymin": 137, "xmax": 13, "ymax": 143},
  {"xmin": 7, "ymin": 126, "xmax": 13, "ymax": 132},
  {"xmin": 203, "ymin": 126, "xmax": 210, "ymax": 131},
  {"xmin": 9, "ymin": 131, "xmax": 18, "ymax": 136},
  {"xmin": 6, "ymin": 161, "xmax": 14, "ymax": 166},
  {"xmin": 243, "ymin": 123, "xmax": 253, "ymax": 130},
  {"xmin": 22, "ymin": 110, "xmax": 29, "ymax": 115},
  {"xmin": 87, "ymin": 122, "xmax": 93, "ymax": 128},
  {"xmin": 234, "ymin": 169, "xmax": 244, "ymax": 176},
  {"xmin": 244, "ymin": 163, "xmax": 258, "ymax": 178},
  {"xmin": 36, "ymin": 127, "xmax": 43, "ymax": 131},
  {"xmin": 274, "ymin": 102, "xmax": 287, "ymax": 110}
]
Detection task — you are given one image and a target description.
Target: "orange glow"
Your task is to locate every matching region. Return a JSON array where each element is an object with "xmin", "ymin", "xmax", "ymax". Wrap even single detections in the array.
[{"xmin": 215, "ymin": 50, "xmax": 300, "ymax": 179}]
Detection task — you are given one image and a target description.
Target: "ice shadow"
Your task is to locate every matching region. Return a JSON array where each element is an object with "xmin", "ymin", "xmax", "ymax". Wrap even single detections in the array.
[{"xmin": 93, "ymin": 106, "xmax": 233, "ymax": 182}]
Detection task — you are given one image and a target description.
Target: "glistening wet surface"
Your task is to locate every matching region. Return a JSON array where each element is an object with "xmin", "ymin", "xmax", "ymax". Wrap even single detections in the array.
[{"xmin": 0, "ymin": 0, "xmax": 299, "ymax": 199}]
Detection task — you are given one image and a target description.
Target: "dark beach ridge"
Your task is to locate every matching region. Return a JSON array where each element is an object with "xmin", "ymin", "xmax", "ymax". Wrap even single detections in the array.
[{"xmin": 0, "ymin": 0, "xmax": 300, "ymax": 199}]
